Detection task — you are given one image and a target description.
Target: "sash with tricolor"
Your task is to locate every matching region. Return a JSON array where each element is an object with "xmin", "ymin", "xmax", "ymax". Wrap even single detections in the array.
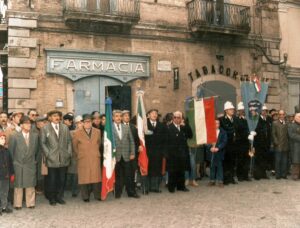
[
  {"xmin": 136, "ymin": 90, "xmax": 149, "ymax": 176},
  {"xmin": 186, "ymin": 97, "xmax": 217, "ymax": 146},
  {"xmin": 101, "ymin": 97, "xmax": 116, "ymax": 200}
]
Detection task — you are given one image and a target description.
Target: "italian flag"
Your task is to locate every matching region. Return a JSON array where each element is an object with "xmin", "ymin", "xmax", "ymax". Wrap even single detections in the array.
[
  {"xmin": 186, "ymin": 97, "xmax": 217, "ymax": 145},
  {"xmin": 253, "ymin": 76, "xmax": 261, "ymax": 93},
  {"xmin": 101, "ymin": 97, "xmax": 116, "ymax": 200},
  {"xmin": 136, "ymin": 90, "xmax": 148, "ymax": 176}
]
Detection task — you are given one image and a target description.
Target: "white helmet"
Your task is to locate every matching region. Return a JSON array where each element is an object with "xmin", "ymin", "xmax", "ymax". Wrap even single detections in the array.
[
  {"xmin": 262, "ymin": 105, "xmax": 268, "ymax": 111},
  {"xmin": 237, "ymin": 102, "xmax": 245, "ymax": 111},
  {"xmin": 224, "ymin": 101, "xmax": 235, "ymax": 111}
]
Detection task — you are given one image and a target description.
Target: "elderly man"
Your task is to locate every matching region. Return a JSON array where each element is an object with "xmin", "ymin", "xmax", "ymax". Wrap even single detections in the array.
[
  {"xmin": 72, "ymin": 114, "xmax": 101, "ymax": 202},
  {"xmin": 288, "ymin": 113, "xmax": 300, "ymax": 180},
  {"xmin": 272, "ymin": 110, "xmax": 289, "ymax": 179},
  {"xmin": 219, "ymin": 101, "xmax": 238, "ymax": 185},
  {"xmin": 40, "ymin": 110, "xmax": 72, "ymax": 206},
  {"xmin": 166, "ymin": 111, "xmax": 192, "ymax": 193},
  {"xmin": 9, "ymin": 116, "xmax": 39, "ymax": 209},
  {"xmin": 113, "ymin": 110, "xmax": 139, "ymax": 199}
]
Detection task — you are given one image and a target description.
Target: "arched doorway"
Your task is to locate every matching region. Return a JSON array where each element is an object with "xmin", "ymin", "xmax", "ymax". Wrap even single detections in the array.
[
  {"xmin": 74, "ymin": 76, "xmax": 131, "ymax": 115},
  {"xmin": 192, "ymin": 74, "xmax": 240, "ymax": 115}
]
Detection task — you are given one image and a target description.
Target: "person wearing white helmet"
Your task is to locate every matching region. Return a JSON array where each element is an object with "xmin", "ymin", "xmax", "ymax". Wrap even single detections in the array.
[
  {"xmin": 253, "ymin": 104, "xmax": 272, "ymax": 180},
  {"xmin": 235, "ymin": 102, "xmax": 251, "ymax": 181},
  {"xmin": 219, "ymin": 101, "xmax": 238, "ymax": 185}
]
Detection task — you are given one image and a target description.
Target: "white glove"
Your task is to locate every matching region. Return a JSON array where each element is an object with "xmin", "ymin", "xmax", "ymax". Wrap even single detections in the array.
[
  {"xmin": 248, "ymin": 134, "xmax": 254, "ymax": 141},
  {"xmin": 250, "ymin": 131, "xmax": 257, "ymax": 136}
]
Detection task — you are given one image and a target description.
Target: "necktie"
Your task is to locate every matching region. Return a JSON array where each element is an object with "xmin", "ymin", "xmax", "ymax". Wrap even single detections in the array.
[
  {"xmin": 117, "ymin": 124, "xmax": 120, "ymax": 131},
  {"xmin": 25, "ymin": 134, "xmax": 29, "ymax": 146},
  {"xmin": 177, "ymin": 125, "xmax": 180, "ymax": 131},
  {"xmin": 152, "ymin": 122, "xmax": 155, "ymax": 128},
  {"xmin": 55, "ymin": 124, "xmax": 58, "ymax": 131}
]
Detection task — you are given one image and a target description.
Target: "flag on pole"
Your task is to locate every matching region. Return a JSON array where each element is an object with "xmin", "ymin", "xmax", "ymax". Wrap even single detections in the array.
[
  {"xmin": 253, "ymin": 76, "xmax": 261, "ymax": 93},
  {"xmin": 186, "ymin": 97, "xmax": 217, "ymax": 146},
  {"xmin": 136, "ymin": 90, "xmax": 148, "ymax": 176},
  {"xmin": 101, "ymin": 97, "xmax": 116, "ymax": 200}
]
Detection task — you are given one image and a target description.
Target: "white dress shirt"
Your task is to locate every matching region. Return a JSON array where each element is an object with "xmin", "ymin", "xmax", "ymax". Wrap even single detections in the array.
[
  {"xmin": 114, "ymin": 122, "xmax": 122, "ymax": 139},
  {"xmin": 51, "ymin": 122, "xmax": 59, "ymax": 136}
]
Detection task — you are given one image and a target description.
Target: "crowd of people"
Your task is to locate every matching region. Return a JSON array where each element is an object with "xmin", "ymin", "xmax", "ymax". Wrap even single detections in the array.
[{"xmin": 0, "ymin": 101, "xmax": 300, "ymax": 215}]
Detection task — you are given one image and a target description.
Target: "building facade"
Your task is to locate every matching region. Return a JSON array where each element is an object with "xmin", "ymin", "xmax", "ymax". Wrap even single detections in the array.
[
  {"xmin": 3, "ymin": 0, "xmax": 286, "ymax": 116},
  {"xmin": 279, "ymin": 0, "xmax": 300, "ymax": 114}
]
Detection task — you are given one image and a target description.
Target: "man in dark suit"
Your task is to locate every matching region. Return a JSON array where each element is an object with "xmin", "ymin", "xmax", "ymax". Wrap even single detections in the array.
[
  {"xmin": 235, "ymin": 102, "xmax": 250, "ymax": 181},
  {"xmin": 113, "ymin": 110, "xmax": 139, "ymax": 199},
  {"xmin": 219, "ymin": 101, "xmax": 238, "ymax": 185},
  {"xmin": 145, "ymin": 109, "xmax": 166, "ymax": 193},
  {"xmin": 253, "ymin": 105, "xmax": 272, "ymax": 180},
  {"xmin": 40, "ymin": 110, "xmax": 72, "ymax": 206},
  {"xmin": 166, "ymin": 111, "xmax": 192, "ymax": 193}
]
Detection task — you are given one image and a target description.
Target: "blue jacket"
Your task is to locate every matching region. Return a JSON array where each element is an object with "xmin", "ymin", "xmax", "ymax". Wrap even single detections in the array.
[{"xmin": 206, "ymin": 128, "xmax": 228, "ymax": 162}]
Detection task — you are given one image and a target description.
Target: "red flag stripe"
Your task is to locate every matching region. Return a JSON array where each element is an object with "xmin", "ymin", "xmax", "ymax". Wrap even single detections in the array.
[{"xmin": 204, "ymin": 97, "xmax": 217, "ymax": 144}]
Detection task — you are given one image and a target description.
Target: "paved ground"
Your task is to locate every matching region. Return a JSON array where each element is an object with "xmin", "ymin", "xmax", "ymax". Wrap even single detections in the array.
[{"xmin": 1, "ymin": 178, "xmax": 300, "ymax": 228}]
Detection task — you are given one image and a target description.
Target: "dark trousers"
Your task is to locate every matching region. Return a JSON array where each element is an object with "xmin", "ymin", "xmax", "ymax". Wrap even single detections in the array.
[
  {"xmin": 236, "ymin": 151, "xmax": 250, "ymax": 180},
  {"xmin": 253, "ymin": 148, "xmax": 268, "ymax": 179},
  {"xmin": 130, "ymin": 158, "xmax": 138, "ymax": 191},
  {"xmin": 223, "ymin": 144, "xmax": 236, "ymax": 183},
  {"xmin": 275, "ymin": 151, "xmax": 288, "ymax": 178},
  {"xmin": 168, "ymin": 170, "xmax": 185, "ymax": 191},
  {"xmin": 47, "ymin": 167, "xmax": 67, "ymax": 201},
  {"xmin": 115, "ymin": 158, "xmax": 135, "ymax": 197},
  {"xmin": 80, "ymin": 182, "xmax": 101, "ymax": 200},
  {"xmin": 0, "ymin": 179, "xmax": 9, "ymax": 209}
]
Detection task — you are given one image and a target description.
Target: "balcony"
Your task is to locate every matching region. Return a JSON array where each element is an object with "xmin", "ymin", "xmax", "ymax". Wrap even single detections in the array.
[
  {"xmin": 63, "ymin": 0, "xmax": 140, "ymax": 33},
  {"xmin": 187, "ymin": 0, "xmax": 251, "ymax": 36}
]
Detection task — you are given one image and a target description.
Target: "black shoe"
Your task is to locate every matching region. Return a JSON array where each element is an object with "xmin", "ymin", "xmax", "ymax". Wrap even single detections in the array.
[
  {"xmin": 49, "ymin": 200, "xmax": 56, "ymax": 206},
  {"xmin": 2, "ymin": 208, "xmax": 13, "ymax": 213},
  {"xmin": 56, "ymin": 199, "xmax": 66, "ymax": 205},
  {"xmin": 150, "ymin": 189, "xmax": 161, "ymax": 193},
  {"xmin": 115, "ymin": 195, "xmax": 121, "ymax": 199},
  {"xmin": 142, "ymin": 190, "xmax": 149, "ymax": 195},
  {"xmin": 168, "ymin": 189, "xmax": 175, "ymax": 193},
  {"xmin": 276, "ymin": 177, "xmax": 281, "ymax": 180},
  {"xmin": 83, "ymin": 199, "xmax": 90, "ymax": 203},
  {"xmin": 282, "ymin": 176, "xmax": 287, "ymax": 179},
  {"xmin": 128, "ymin": 193, "xmax": 140, "ymax": 199},
  {"xmin": 177, "ymin": 187, "xmax": 189, "ymax": 192},
  {"xmin": 231, "ymin": 180, "xmax": 237, "ymax": 184},
  {"xmin": 72, "ymin": 193, "xmax": 77, "ymax": 198},
  {"xmin": 28, "ymin": 206, "xmax": 35, "ymax": 209},
  {"xmin": 14, "ymin": 207, "xmax": 22, "ymax": 210}
]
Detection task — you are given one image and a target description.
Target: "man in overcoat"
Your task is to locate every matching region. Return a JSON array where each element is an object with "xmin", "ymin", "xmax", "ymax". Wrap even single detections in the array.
[
  {"xmin": 72, "ymin": 114, "xmax": 101, "ymax": 202},
  {"xmin": 166, "ymin": 111, "xmax": 192, "ymax": 193},
  {"xmin": 288, "ymin": 113, "xmax": 300, "ymax": 180},
  {"xmin": 9, "ymin": 116, "xmax": 39, "ymax": 209},
  {"xmin": 272, "ymin": 110, "xmax": 289, "ymax": 179},
  {"xmin": 40, "ymin": 110, "xmax": 72, "ymax": 206}
]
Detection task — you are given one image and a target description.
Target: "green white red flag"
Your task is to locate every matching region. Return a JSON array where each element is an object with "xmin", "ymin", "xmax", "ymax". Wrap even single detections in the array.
[
  {"xmin": 101, "ymin": 97, "xmax": 116, "ymax": 200},
  {"xmin": 136, "ymin": 90, "xmax": 148, "ymax": 176}
]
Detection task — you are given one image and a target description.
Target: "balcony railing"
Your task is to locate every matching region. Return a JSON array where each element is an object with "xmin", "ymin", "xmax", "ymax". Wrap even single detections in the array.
[
  {"xmin": 187, "ymin": 0, "xmax": 250, "ymax": 35},
  {"xmin": 63, "ymin": 0, "xmax": 140, "ymax": 25}
]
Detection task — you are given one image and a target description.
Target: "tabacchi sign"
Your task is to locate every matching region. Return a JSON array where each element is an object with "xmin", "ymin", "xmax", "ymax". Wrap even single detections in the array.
[{"xmin": 46, "ymin": 49, "xmax": 150, "ymax": 82}]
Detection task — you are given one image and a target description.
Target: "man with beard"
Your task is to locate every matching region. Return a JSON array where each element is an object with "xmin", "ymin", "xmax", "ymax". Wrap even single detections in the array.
[
  {"xmin": 166, "ymin": 111, "xmax": 192, "ymax": 193},
  {"xmin": 235, "ymin": 102, "xmax": 250, "ymax": 181},
  {"xmin": 219, "ymin": 101, "xmax": 238, "ymax": 185},
  {"xmin": 253, "ymin": 105, "xmax": 272, "ymax": 180},
  {"xmin": 145, "ymin": 109, "xmax": 166, "ymax": 193}
]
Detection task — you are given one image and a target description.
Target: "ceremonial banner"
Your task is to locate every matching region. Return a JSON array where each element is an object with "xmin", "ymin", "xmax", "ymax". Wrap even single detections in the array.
[
  {"xmin": 101, "ymin": 97, "xmax": 116, "ymax": 200},
  {"xmin": 186, "ymin": 97, "xmax": 217, "ymax": 146},
  {"xmin": 136, "ymin": 90, "xmax": 149, "ymax": 176},
  {"xmin": 241, "ymin": 79, "xmax": 269, "ymax": 132}
]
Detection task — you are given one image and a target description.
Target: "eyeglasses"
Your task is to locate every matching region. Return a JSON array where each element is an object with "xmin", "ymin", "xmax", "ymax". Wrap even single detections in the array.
[{"xmin": 173, "ymin": 116, "xmax": 181, "ymax": 119}]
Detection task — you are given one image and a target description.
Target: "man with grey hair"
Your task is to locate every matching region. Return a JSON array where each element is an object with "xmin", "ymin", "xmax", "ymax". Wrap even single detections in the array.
[
  {"xmin": 165, "ymin": 111, "xmax": 192, "ymax": 193},
  {"xmin": 272, "ymin": 110, "xmax": 289, "ymax": 179},
  {"xmin": 112, "ymin": 110, "xmax": 139, "ymax": 199}
]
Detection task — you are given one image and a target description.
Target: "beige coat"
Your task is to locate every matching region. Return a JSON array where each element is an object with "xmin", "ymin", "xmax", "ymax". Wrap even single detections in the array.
[{"xmin": 72, "ymin": 127, "xmax": 101, "ymax": 185}]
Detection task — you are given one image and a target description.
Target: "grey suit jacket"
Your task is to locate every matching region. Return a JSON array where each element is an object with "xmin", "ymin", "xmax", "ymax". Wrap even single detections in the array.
[
  {"xmin": 8, "ymin": 131, "xmax": 39, "ymax": 188},
  {"xmin": 113, "ymin": 123, "xmax": 135, "ymax": 162},
  {"xmin": 40, "ymin": 122, "xmax": 72, "ymax": 168},
  {"xmin": 272, "ymin": 120, "xmax": 289, "ymax": 152}
]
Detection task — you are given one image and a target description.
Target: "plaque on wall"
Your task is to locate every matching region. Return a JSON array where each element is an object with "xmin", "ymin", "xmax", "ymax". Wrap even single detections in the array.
[{"xmin": 157, "ymin": 61, "xmax": 172, "ymax": 72}]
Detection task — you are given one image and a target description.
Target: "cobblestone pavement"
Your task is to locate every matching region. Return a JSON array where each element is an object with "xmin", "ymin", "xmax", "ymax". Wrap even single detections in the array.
[{"xmin": 1, "ymin": 178, "xmax": 300, "ymax": 228}]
